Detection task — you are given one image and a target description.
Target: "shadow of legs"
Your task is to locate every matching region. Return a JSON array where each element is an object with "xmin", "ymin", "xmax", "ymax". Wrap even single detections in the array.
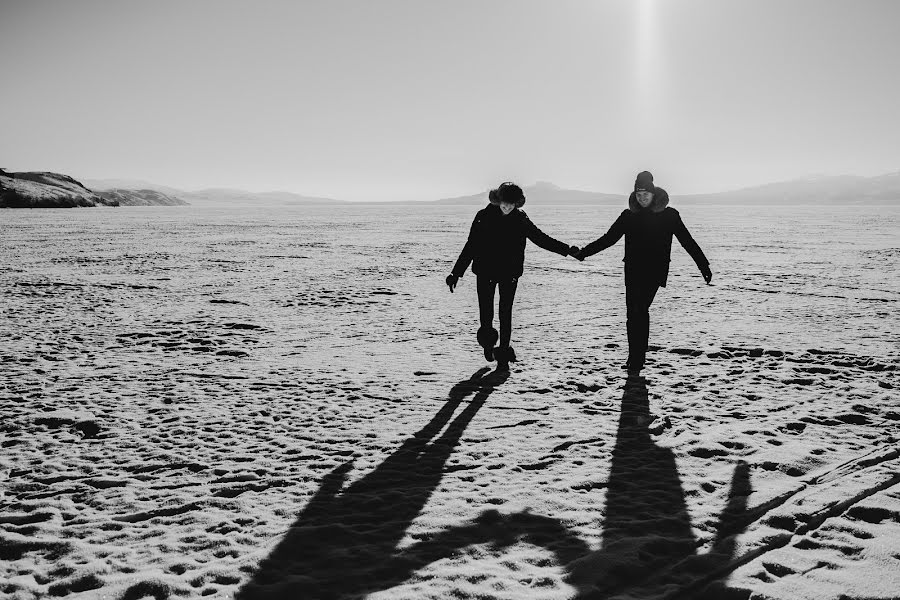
[{"xmin": 236, "ymin": 368, "xmax": 507, "ymax": 599}]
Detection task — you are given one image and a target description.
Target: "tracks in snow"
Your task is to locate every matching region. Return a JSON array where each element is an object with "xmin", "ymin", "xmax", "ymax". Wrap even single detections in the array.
[{"xmin": 643, "ymin": 445, "xmax": 900, "ymax": 599}]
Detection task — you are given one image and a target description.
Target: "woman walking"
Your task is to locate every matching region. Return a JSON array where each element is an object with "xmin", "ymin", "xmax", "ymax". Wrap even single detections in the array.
[
  {"xmin": 446, "ymin": 182, "xmax": 578, "ymax": 370},
  {"xmin": 574, "ymin": 171, "xmax": 712, "ymax": 372}
]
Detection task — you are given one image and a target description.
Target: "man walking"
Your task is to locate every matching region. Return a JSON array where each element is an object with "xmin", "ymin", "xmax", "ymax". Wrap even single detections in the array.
[{"xmin": 574, "ymin": 171, "xmax": 712, "ymax": 372}]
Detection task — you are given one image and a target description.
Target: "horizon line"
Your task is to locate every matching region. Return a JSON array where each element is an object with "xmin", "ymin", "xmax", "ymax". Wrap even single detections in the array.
[
  {"xmin": 4, "ymin": 167, "xmax": 898, "ymax": 202},
  {"xmin": 70, "ymin": 168, "xmax": 900, "ymax": 202}
]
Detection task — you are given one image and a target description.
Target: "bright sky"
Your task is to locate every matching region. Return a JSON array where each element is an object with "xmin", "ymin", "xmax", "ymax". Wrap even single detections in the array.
[{"xmin": 2, "ymin": 0, "xmax": 898, "ymax": 201}]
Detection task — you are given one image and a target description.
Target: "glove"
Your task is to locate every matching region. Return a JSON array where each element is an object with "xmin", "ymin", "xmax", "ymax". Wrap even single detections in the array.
[
  {"xmin": 568, "ymin": 245, "xmax": 580, "ymax": 257},
  {"xmin": 446, "ymin": 274, "xmax": 459, "ymax": 292},
  {"xmin": 700, "ymin": 264, "xmax": 712, "ymax": 284}
]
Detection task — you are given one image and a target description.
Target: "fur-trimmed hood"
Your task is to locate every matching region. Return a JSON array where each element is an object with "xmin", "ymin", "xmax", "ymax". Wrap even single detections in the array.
[
  {"xmin": 488, "ymin": 192, "xmax": 525, "ymax": 208},
  {"xmin": 628, "ymin": 186, "xmax": 670, "ymax": 213},
  {"xmin": 488, "ymin": 182, "xmax": 527, "ymax": 208}
]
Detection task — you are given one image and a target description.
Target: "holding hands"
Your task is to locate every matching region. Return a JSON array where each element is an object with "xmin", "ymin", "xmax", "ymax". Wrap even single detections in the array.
[{"xmin": 569, "ymin": 245, "xmax": 585, "ymax": 262}]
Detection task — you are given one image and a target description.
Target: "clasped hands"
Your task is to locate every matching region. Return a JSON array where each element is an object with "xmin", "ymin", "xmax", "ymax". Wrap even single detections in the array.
[{"xmin": 569, "ymin": 246, "xmax": 585, "ymax": 262}]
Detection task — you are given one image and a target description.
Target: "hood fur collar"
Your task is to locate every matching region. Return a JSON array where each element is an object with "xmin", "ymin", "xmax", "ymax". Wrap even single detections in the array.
[{"xmin": 628, "ymin": 187, "xmax": 669, "ymax": 213}]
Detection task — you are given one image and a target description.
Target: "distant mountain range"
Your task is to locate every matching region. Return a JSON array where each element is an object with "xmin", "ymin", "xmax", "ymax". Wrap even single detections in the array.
[
  {"xmin": 95, "ymin": 188, "xmax": 189, "ymax": 207},
  {"xmin": 181, "ymin": 188, "xmax": 344, "ymax": 206},
  {"xmin": 83, "ymin": 179, "xmax": 343, "ymax": 206},
  {"xmin": 435, "ymin": 181, "xmax": 623, "ymax": 205},
  {"xmin": 678, "ymin": 171, "xmax": 900, "ymax": 205},
  {"xmin": 4, "ymin": 170, "xmax": 898, "ymax": 208},
  {"xmin": 435, "ymin": 174, "xmax": 900, "ymax": 206},
  {"xmin": 69, "ymin": 171, "xmax": 900, "ymax": 206}
]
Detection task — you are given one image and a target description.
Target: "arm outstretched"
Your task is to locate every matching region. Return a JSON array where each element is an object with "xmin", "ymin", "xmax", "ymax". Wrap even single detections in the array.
[
  {"xmin": 579, "ymin": 210, "xmax": 629, "ymax": 259},
  {"xmin": 672, "ymin": 210, "xmax": 712, "ymax": 283},
  {"xmin": 523, "ymin": 213, "xmax": 570, "ymax": 256}
]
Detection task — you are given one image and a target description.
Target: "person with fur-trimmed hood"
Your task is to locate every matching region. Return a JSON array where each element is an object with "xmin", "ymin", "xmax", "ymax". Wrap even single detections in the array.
[
  {"xmin": 446, "ymin": 182, "xmax": 579, "ymax": 370},
  {"xmin": 574, "ymin": 171, "xmax": 712, "ymax": 373}
]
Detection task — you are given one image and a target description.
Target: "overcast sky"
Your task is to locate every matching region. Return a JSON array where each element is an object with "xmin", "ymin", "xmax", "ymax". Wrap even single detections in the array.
[{"xmin": 2, "ymin": 0, "xmax": 898, "ymax": 201}]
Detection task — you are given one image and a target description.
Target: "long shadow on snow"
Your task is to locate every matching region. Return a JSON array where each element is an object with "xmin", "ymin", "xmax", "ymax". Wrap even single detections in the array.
[
  {"xmin": 564, "ymin": 375, "xmax": 754, "ymax": 598},
  {"xmin": 392, "ymin": 376, "xmax": 755, "ymax": 599},
  {"xmin": 236, "ymin": 367, "xmax": 510, "ymax": 600},
  {"xmin": 239, "ymin": 373, "xmax": 754, "ymax": 599}
]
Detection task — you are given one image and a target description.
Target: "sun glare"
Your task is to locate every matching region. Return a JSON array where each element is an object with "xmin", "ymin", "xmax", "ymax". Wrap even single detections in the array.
[{"xmin": 636, "ymin": 0, "xmax": 657, "ymax": 134}]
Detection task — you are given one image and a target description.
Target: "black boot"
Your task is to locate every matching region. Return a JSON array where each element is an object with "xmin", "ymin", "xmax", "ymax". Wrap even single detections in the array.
[
  {"xmin": 477, "ymin": 327, "xmax": 499, "ymax": 361},
  {"xmin": 494, "ymin": 346, "xmax": 516, "ymax": 371}
]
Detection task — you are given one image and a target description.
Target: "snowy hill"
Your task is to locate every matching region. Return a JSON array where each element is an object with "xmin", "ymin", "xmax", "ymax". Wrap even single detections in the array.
[{"xmin": 0, "ymin": 170, "xmax": 117, "ymax": 208}]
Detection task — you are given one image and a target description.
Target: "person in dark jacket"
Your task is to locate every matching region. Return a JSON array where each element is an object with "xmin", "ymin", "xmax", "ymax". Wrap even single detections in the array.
[
  {"xmin": 574, "ymin": 171, "xmax": 712, "ymax": 372},
  {"xmin": 446, "ymin": 182, "xmax": 578, "ymax": 370}
]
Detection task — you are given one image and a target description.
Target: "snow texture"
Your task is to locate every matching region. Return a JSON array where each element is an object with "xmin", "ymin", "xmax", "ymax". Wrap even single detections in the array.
[{"xmin": 0, "ymin": 203, "xmax": 898, "ymax": 600}]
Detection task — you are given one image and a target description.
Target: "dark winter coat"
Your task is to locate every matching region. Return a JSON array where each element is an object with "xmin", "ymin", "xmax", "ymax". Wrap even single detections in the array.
[
  {"xmin": 451, "ymin": 204, "xmax": 569, "ymax": 280},
  {"xmin": 580, "ymin": 187, "xmax": 709, "ymax": 287}
]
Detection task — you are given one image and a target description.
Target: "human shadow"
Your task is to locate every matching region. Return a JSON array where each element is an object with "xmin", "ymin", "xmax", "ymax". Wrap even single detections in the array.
[
  {"xmin": 564, "ymin": 375, "xmax": 753, "ymax": 598},
  {"xmin": 235, "ymin": 367, "xmax": 510, "ymax": 600},
  {"xmin": 394, "ymin": 376, "xmax": 754, "ymax": 599},
  {"xmin": 238, "ymin": 373, "xmax": 753, "ymax": 599}
]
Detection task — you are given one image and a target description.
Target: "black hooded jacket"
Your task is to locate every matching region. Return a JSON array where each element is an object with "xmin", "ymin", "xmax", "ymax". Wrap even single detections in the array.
[
  {"xmin": 451, "ymin": 204, "xmax": 569, "ymax": 280},
  {"xmin": 580, "ymin": 187, "xmax": 709, "ymax": 287}
]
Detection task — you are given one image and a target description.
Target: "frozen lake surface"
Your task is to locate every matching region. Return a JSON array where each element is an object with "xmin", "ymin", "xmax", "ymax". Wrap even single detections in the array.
[{"xmin": 1, "ymin": 203, "xmax": 898, "ymax": 599}]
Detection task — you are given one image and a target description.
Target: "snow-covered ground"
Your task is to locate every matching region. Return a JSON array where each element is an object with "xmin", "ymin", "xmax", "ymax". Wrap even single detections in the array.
[{"xmin": 1, "ymin": 203, "xmax": 898, "ymax": 600}]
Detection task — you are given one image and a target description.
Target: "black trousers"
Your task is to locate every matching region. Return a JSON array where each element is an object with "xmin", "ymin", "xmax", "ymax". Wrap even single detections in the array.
[
  {"xmin": 625, "ymin": 276, "xmax": 660, "ymax": 365},
  {"xmin": 476, "ymin": 276, "xmax": 518, "ymax": 349}
]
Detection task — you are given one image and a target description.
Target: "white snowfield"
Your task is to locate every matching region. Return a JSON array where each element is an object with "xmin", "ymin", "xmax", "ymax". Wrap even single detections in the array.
[{"xmin": 0, "ymin": 203, "xmax": 897, "ymax": 600}]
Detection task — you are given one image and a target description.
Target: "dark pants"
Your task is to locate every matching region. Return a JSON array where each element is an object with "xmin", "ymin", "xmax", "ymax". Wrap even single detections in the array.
[
  {"xmin": 476, "ymin": 276, "xmax": 518, "ymax": 349},
  {"xmin": 625, "ymin": 276, "xmax": 660, "ymax": 366}
]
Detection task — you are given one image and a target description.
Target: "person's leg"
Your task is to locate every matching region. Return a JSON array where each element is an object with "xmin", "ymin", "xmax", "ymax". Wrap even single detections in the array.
[
  {"xmin": 625, "ymin": 282, "xmax": 639, "ymax": 367},
  {"xmin": 495, "ymin": 278, "xmax": 518, "ymax": 369},
  {"xmin": 476, "ymin": 276, "xmax": 498, "ymax": 360},
  {"xmin": 635, "ymin": 283, "xmax": 659, "ymax": 366},
  {"xmin": 625, "ymin": 278, "xmax": 657, "ymax": 370},
  {"xmin": 498, "ymin": 278, "xmax": 518, "ymax": 349}
]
